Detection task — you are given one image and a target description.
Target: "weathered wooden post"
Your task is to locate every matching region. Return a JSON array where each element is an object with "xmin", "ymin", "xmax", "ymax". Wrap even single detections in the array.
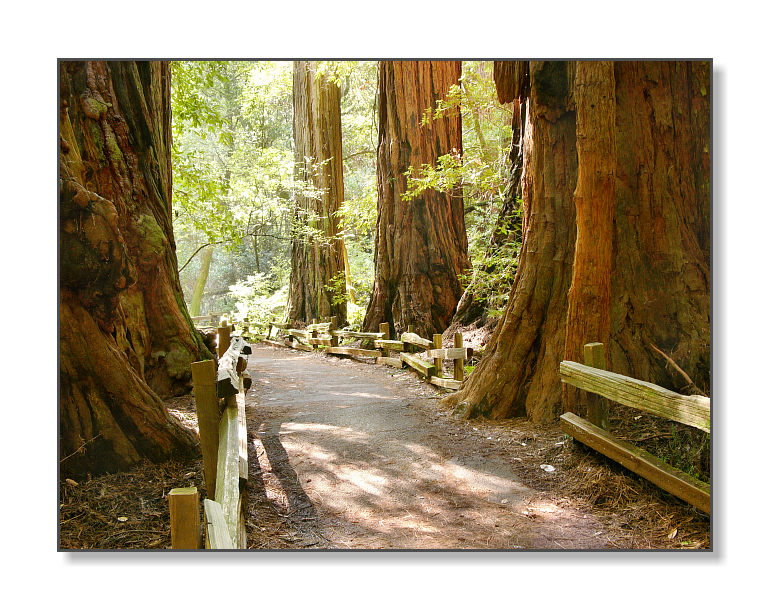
[
  {"xmin": 169, "ymin": 487, "xmax": 201, "ymax": 549},
  {"xmin": 583, "ymin": 342, "xmax": 609, "ymax": 429},
  {"xmin": 310, "ymin": 318, "xmax": 318, "ymax": 350},
  {"xmin": 191, "ymin": 359, "xmax": 219, "ymax": 498},
  {"xmin": 433, "ymin": 333, "xmax": 444, "ymax": 378},
  {"xmin": 406, "ymin": 325, "xmax": 415, "ymax": 353},
  {"xmin": 217, "ymin": 320, "xmax": 231, "ymax": 359},
  {"xmin": 454, "ymin": 332, "xmax": 464, "ymax": 382},
  {"xmin": 330, "ymin": 316, "xmax": 339, "ymax": 347},
  {"xmin": 378, "ymin": 322, "xmax": 389, "ymax": 356}
]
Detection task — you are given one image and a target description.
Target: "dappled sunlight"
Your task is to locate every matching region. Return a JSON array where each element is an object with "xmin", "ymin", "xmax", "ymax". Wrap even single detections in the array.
[
  {"xmin": 336, "ymin": 466, "xmax": 389, "ymax": 497},
  {"xmin": 281, "ymin": 421, "xmax": 370, "ymax": 439},
  {"xmin": 327, "ymin": 391, "xmax": 400, "ymax": 401},
  {"xmin": 271, "ymin": 416, "xmax": 532, "ymax": 542},
  {"xmin": 244, "ymin": 346, "xmax": 614, "ymax": 549}
]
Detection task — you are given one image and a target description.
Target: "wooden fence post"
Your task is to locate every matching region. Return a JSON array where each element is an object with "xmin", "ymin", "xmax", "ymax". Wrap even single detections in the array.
[
  {"xmin": 433, "ymin": 333, "xmax": 443, "ymax": 378},
  {"xmin": 379, "ymin": 322, "xmax": 390, "ymax": 356},
  {"xmin": 454, "ymin": 332, "xmax": 464, "ymax": 382},
  {"xmin": 191, "ymin": 360, "xmax": 219, "ymax": 498},
  {"xmin": 584, "ymin": 342, "xmax": 609, "ymax": 430},
  {"xmin": 169, "ymin": 487, "xmax": 201, "ymax": 549},
  {"xmin": 217, "ymin": 320, "xmax": 231, "ymax": 359},
  {"xmin": 330, "ymin": 316, "xmax": 339, "ymax": 347}
]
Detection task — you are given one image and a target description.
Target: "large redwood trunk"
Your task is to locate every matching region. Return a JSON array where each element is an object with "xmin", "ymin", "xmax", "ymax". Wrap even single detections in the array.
[
  {"xmin": 287, "ymin": 61, "xmax": 348, "ymax": 325},
  {"xmin": 363, "ymin": 61, "xmax": 469, "ymax": 338},
  {"xmin": 59, "ymin": 61, "xmax": 210, "ymax": 475},
  {"xmin": 445, "ymin": 60, "xmax": 710, "ymax": 423}
]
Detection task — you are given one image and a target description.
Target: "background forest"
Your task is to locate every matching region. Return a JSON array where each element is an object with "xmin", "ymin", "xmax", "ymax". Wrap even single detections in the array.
[{"xmin": 172, "ymin": 61, "xmax": 516, "ymax": 330}]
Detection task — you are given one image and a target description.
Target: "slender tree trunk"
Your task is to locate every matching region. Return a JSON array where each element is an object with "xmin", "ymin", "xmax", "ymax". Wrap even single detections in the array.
[
  {"xmin": 363, "ymin": 61, "xmax": 469, "ymax": 338},
  {"xmin": 445, "ymin": 60, "xmax": 710, "ymax": 422},
  {"xmin": 252, "ymin": 234, "xmax": 261, "ymax": 273},
  {"xmin": 189, "ymin": 245, "xmax": 214, "ymax": 317},
  {"xmin": 59, "ymin": 61, "xmax": 209, "ymax": 475},
  {"xmin": 287, "ymin": 61, "xmax": 347, "ymax": 325},
  {"xmin": 341, "ymin": 239, "xmax": 356, "ymax": 305}
]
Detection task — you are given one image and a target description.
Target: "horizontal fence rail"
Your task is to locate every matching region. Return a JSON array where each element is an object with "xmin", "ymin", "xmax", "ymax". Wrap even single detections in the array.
[
  {"xmin": 560, "ymin": 343, "xmax": 711, "ymax": 514},
  {"xmin": 559, "ymin": 361, "xmax": 710, "ymax": 432},
  {"xmin": 561, "ymin": 413, "xmax": 711, "ymax": 513}
]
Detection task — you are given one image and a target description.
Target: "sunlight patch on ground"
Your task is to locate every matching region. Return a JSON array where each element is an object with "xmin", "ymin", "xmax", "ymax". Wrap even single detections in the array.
[
  {"xmin": 280, "ymin": 421, "xmax": 370, "ymax": 441},
  {"xmin": 326, "ymin": 391, "xmax": 399, "ymax": 400},
  {"xmin": 335, "ymin": 466, "xmax": 389, "ymax": 497}
]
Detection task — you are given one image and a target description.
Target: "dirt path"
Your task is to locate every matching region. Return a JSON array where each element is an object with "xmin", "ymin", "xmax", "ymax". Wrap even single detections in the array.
[{"xmin": 244, "ymin": 344, "xmax": 614, "ymax": 549}]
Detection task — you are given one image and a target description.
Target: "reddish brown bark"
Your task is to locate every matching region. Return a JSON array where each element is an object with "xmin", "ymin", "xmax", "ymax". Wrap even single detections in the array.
[
  {"xmin": 445, "ymin": 60, "xmax": 710, "ymax": 423},
  {"xmin": 363, "ymin": 61, "xmax": 469, "ymax": 338},
  {"xmin": 287, "ymin": 61, "xmax": 348, "ymax": 325},
  {"xmin": 562, "ymin": 61, "xmax": 617, "ymax": 413},
  {"xmin": 59, "ymin": 61, "xmax": 209, "ymax": 475},
  {"xmin": 609, "ymin": 61, "xmax": 710, "ymax": 390}
]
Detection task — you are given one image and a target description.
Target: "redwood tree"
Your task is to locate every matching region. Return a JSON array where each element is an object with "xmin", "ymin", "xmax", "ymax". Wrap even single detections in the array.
[
  {"xmin": 445, "ymin": 60, "xmax": 710, "ymax": 423},
  {"xmin": 363, "ymin": 61, "xmax": 469, "ymax": 337},
  {"xmin": 59, "ymin": 61, "xmax": 210, "ymax": 475},
  {"xmin": 287, "ymin": 61, "xmax": 348, "ymax": 325}
]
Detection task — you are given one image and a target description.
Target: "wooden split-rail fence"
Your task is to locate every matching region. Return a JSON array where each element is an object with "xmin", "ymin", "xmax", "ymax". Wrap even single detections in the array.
[
  {"xmin": 168, "ymin": 321, "xmax": 251, "ymax": 549},
  {"xmin": 263, "ymin": 317, "xmax": 471, "ymax": 391},
  {"xmin": 168, "ymin": 321, "xmax": 710, "ymax": 547},
  {"xmin": 190, "ymin": 311, "xmax": 229, "ymax": 328},
  {"xmin": 559, "ymin": 342, "xmax": 711, "ymax": 514}
]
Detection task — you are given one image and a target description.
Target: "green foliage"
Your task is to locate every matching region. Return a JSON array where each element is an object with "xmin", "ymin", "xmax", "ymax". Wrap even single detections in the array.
[
  {"xmin": 229, "ymin": 273, "xmax": 288, "ymax": 327},
  {"xmin": 172, "ymin": 61, "xmax": 296, "ymax": 315},
  {"xmin": 337, "ymin": 182, "xmax": 377, "ymax": 237},
  {"xmin": 346, "ymin": 302, "xmax": 367, "ymax": 330},
  {"xmin": 171, "ymin": 61, "xmax": 238, "ymax": 245},
  {"xmin": 171, "ymin": 61, "xmax": 378, "ymax": 323},
  {"xmin": 324, "ymin": 271, "xmax": 349, "ymax": 307},
  {"xmin": 460, "ymin": 209, "xmax": 522, "ymax": 316}
]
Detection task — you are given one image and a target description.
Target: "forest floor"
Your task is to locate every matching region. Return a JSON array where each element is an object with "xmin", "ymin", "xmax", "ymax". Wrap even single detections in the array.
[{"xmin": 59, "ymin": 343, "xmax": 710, "ymax": 550}]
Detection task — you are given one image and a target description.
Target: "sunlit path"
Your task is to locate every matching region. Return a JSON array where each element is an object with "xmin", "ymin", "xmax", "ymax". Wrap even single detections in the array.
[{"xmin": 244, "ymin": 345, "xmax": 609, "ymax": 549}]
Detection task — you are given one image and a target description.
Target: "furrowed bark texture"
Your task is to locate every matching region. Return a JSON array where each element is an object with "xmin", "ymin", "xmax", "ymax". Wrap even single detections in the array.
[
  {"xmin": 59, "ymin": 61, "xmax": 208, "ymax": 475},
  {"xmin": 445, "ymin": 60, "xmax": 710, "ymax": 423},
  {"xmin": 609, "ymin": 61, "xmax": 710, "ymax": 391},
  {"xmin": 363, "ymin": 61, "xmax": 469, "ymax": 338},
  {"xmin": 562, "ymin": 61, "xmax": 617, "ymax": 413},
  {"xmin": 287, "ymin": 61, "xmax": 348, "ymax": 325}
]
